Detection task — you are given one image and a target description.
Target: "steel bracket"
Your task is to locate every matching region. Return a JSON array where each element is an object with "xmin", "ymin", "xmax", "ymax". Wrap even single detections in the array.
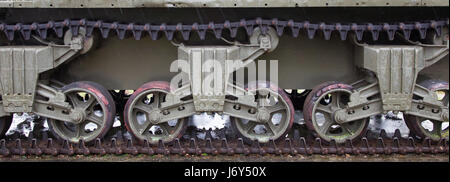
[
  {"xmin": 31, "ymin": 83, "xmax": 81, "ymax": 123},
  {"xmin": 172, "ymin": 27, "xmax": 278, "ymax": 113},
  {"xmin": 0, "ymin": 43, "xmax": 81, "ymax": 113},
  {"xmin": 355, "ymin": 44, "xmax": 448, "ymax": 112}
]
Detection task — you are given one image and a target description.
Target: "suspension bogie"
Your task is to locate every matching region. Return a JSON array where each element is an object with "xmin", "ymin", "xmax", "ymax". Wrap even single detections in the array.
[{"xmin": 0, "ymin": 7, "xmax": 448, "ymax": 154}]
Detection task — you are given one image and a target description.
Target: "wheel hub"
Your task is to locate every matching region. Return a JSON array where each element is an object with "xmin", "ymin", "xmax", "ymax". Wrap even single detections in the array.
[
  {"xmin": 149, "ymin": 110, "xmax": 162, "ymax": 123},
  {"xmin": 257, "ymin": 108, "xmax": 271, "ymax": 123},
  {"xmin": 258, "ymin": 89, "xmax": 270, "ymax": 97},
  {"xmin": 334, "ymin": 110, "xmax": 346, "ymax": 124},
  {"xmin": 70, "ymin": 109, "xmax": 86, "ymax": 124}
]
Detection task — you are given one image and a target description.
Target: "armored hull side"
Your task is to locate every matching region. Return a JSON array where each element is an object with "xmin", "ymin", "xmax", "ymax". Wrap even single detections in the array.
[{"xmin": 0, "ymin": 2, "xmax": 448, "ymax": 155}]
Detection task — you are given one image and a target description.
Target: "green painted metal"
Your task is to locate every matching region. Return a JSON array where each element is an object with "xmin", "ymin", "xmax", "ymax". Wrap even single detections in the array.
[
  {"xmin": 54, "ymin": 35, "xmax": 359, "ymax": 90},
  {"xmin": 309, "ymin": 84, "xmax": 369, "ymax": 143},
  {"xmin": 0, "ymin": 1, "xmax": 448, "ymax": 143},
  {"xmin": 176, "ymin": 27, "xmax": 275, "ymax": 112},
  {"xmin": 0, "ymin": 45, "xmax": 80, "ymax": 113},
  {"xmin": 124, "ymin": 87, "xmax": 190, "ymax": 144},
  {"xmin": 230, "ymin": 86, "xmax": 293, "ymax": 143},
  {"xmin": 355, "ymin": 44, "xmax": 448, "ymax": 111}
]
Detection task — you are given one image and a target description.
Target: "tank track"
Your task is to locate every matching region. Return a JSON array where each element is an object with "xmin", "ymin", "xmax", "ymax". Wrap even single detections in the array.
[
  {"xmin": 0, "ymin": 129, "xmax": 448, "ymax": 157},
  {"xmin": 0, "ymin": 18, "xmax": 449, "ymax": 158},
  {"xmin": 0, "ymin": 18, "xmax": 448, "ymax": 42}
]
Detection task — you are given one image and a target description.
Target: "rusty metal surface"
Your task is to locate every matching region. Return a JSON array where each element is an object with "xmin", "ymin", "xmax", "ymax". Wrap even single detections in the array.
[
  {"xmin": 0, "ymin": 129, "xmax": 448, "ymax": 158},
  {"xmin": 0, "ymin": 0, "xmax": 448, "ymax": 8}
]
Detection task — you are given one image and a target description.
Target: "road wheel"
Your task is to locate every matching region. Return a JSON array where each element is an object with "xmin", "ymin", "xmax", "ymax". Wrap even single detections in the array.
[
  {"xmin": 48, "ymin": 81, "xmax": 116, "ymax": 143},
  {"xmin": 124, "ymin": 81, "xmax": 188, "ymax": 145},
  {"xmin": 231, "ymin": 81, "xmax": 294, "ymax": 144},
  {"xmin": 405, "ymin": 80, "xmax": 449, "ymax": 141},
  {"xmin": 303, "ymin": 82, "xmax": 369, "ymax": 144}
]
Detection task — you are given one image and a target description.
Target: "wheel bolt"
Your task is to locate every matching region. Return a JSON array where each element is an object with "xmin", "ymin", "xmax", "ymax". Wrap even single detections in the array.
[
  {"xmin": 257, "ymin": 110, "xmax": 270, "ymax": 122},
  {"xmin": 363, "ymin": 105, "xmax": 370, "ymax": 110},
  {"xmin": 335, "ymin": 112, "xmax": 345, "ymax": 123},
  {"xmin": 249, "ymin": 108, "xmax": 256, "ymax": 114},
  {"xmin": 71, "ymin": 110, "xmax": 85, "ymax": 123},
  {"xmin": 178, "ymin": 106, "xmax": 185, "ymax": 111}
]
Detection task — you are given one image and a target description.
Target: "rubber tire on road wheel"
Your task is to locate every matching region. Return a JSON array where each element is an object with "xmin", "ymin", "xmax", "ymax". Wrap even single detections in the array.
[
  {"xmin": 123, "ymin": 81, "xmax": 188, "ymax": 145},
  {"xmin": 404, "ymin": 80, "xmax": 449, "ymax": 141},
  {"xmin": 230, "ymin": 81, "xmax": 295, "ymax": 145},
  {"xmin": 303, "ymin": 81, "xmax": 369, "ymax": 144},
  {"xmin": 48, "ymin": 81, "xmax": 116, "ymax": 144}
]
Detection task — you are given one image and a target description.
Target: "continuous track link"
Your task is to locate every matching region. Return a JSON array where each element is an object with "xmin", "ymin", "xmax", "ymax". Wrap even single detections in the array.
[
  {"xmin": 1, "ymin": 18, "xmax": 448, "ymax": 41},
  {"xmin": 0, "ymin": 129, "xmax": 448, "ymax": 157}
]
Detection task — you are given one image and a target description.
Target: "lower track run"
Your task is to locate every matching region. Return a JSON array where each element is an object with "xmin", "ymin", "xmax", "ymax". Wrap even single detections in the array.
[{"xmin": 0, "ymin": 129, "xmax": 448, "ymax": 158}]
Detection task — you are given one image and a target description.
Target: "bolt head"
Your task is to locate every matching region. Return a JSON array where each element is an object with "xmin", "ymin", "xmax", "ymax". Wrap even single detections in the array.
[
  {"xmin": 258, "ymin": 89, "xmax": 270, "ymax": 96},
  {"xmin": 334, "ymin": 111, "xmax": 346, "ymax": 123},
  {"xmin": 149, "ymin": 111, "xmax": 161, "ymax": 122},
  {"xmin": 71, "ymin": 110, "xmax": 85, "ymax": 123},
  {"xmin": 257, "ymin": 110, "xmax": 270, "ymax": 122}
]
